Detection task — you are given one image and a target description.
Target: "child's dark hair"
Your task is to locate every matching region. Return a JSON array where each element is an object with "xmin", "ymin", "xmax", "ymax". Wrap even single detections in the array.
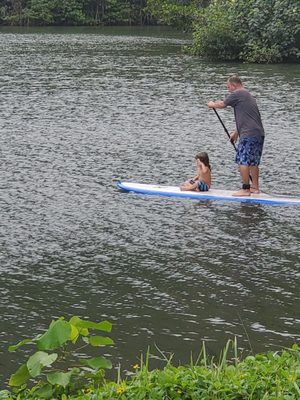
[{"xmin": 195, "ymin": 152, "xmax": 211, "ymax": 170}]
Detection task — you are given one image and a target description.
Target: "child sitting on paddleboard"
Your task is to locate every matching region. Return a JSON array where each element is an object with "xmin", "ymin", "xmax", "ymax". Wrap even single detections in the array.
[{"xmin": 180, "ymin": 152, "xmax": 211, "ymax": 192}]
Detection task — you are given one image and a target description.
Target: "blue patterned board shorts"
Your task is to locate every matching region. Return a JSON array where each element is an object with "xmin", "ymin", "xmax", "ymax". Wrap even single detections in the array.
[
  {"xmin": 197, "ymin": 181, "xmax": 209, "ymax": 192},
  {"xmin": 236, "ymin": 136, "xmax": 264, "ymax": 166}
]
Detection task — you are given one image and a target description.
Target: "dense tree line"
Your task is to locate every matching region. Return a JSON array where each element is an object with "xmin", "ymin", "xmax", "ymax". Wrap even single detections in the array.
[
  {"xmin": 148, "ymin": 0, "xmax": 300, "ymax": 63},
  {"xmin": 146, "ymin": 0, "xmax": 208, "ymax": 30},
  {"xmin": 191, "ymin": 0, "xmax": 300, "ymax": 63},
  {"xmin": 1, "ymin": 0, "xmax": 299, "ymax": 63},
  {"xmin": 0, "ymin": 0, "xmax": 153, "ymax": 26}
]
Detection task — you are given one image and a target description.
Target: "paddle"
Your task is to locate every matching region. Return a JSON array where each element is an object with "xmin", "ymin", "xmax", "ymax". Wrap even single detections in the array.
[
  {"xmin": 212, "ymin": 107, "xmax": 253, "ymax": 183},
  {"xmin": 212, "ymin": 108, "xmax": 237, "ymax": 151}
]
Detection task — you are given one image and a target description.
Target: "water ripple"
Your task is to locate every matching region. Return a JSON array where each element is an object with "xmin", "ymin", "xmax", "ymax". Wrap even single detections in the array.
[{"xmin": 0, "ymin": 28, "xmax": 299, "ymax": 381}]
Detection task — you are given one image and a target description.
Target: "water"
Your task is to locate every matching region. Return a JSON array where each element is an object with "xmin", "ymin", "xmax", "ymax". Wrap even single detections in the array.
[{"xmin": 0, "ymin": 26, "xmax": 299, "ymax": 383}]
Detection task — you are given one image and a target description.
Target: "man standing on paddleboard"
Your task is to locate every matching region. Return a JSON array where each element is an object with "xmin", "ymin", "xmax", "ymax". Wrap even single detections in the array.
[{"xmin": 207, "ymin": 75, "xmax": 265, "ymax": 196}]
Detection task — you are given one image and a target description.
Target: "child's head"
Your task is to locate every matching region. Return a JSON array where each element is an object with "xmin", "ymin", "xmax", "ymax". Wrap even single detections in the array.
[{"xmin": 195, "ymin": 152, "xmax": 211, "ymax": 170}]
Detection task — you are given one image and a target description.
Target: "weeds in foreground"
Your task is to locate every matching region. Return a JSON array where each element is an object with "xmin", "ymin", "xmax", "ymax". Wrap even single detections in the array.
[
  {"xmin": 92, "ymin": 341, "xmax": 300, "ymax": 400},
  {"xmin": 0, "ymin": 317, "xmax": 299, "ymax": 400},
  {"xmin": 1, "ymin": 316, "xmax": 113, "ymax": 399}
]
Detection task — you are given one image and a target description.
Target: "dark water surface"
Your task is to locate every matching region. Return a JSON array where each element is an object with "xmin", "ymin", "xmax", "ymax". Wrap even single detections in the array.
[{"xmin": 0, "ymin": 26, "xmax": 299, "ymax": 382}]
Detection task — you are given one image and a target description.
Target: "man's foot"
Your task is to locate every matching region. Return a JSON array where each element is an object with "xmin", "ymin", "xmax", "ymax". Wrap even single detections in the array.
[
  {"xmin": 232, "ymin": 189, "xmax": 251, "ymax": 197},
  {"xmin": 250, "ymin": 187, "xmax": 260, "ymax": 194}
]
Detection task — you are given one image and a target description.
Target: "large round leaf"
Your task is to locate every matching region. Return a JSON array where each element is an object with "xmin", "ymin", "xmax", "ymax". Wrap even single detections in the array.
[
  {"xmin": 47, "ymin": 371, "xmax": 73, "ymax": 388},
  {"xmin": 27, "ymin": 351, "xmax": 58, "ymax": 377},
  {"xmin": 37, "ymin": 320, "xmax": 71, "ymax": 350}
]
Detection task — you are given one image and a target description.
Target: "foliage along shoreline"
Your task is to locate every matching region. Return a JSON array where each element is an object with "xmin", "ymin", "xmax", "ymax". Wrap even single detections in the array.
[
  {"xmin": 0, "ymin": 0, "xmax": 153, "ymax": 27},
  {"xmin": 0, "ymin": 1, "xmax": 299, "ymax": 63},
  {"xmin": 0, "ymin": 316, "xmax": 299, "ymax": 399}
]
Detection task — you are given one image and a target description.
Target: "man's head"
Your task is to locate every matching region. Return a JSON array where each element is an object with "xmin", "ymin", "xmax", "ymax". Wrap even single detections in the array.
[{"xmin": 227, "ymin": 75, "xmax": 243, "ymax": 92}]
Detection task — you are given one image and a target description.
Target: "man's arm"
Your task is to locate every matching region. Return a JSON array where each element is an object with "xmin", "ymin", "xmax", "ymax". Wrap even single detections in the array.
[{"xmin": 207, "ymin": 100, "xmax": 226, "ymax": 109}]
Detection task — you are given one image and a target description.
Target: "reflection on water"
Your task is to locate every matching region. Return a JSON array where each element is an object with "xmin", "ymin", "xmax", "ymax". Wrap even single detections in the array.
[{"xmin": 0, "ymin": 27, "xmax": 299, "ymax": 382}]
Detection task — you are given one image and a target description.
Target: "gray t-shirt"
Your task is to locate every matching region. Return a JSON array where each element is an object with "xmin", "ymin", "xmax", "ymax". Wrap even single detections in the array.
[{"xmin": 224, "ymin": 89, "xmax": 264, "ymax": 138}]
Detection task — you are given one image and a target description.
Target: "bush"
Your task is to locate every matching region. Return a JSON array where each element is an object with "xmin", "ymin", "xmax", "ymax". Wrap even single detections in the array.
[
  {"xmin": 191, "ymin": 2, "xmax": 243, "ymax": 61},
  {"xmin": 190, "ymin": 0, "xmax": 300, "ymax": 63},
  {"xmin": 235, "ymin": 0, "xmax": 300, "ymax": 63},
  {"xmin": 3, "ymin": 316, "xmax": 113, "ymax": 399},
  {"xmin": 146, "ymin": 0, "xmax": 202, "ymax": 31}
]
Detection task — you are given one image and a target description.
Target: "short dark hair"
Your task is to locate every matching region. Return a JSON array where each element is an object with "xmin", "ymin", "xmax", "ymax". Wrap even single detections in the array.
[{"xmin": 228, "ymin": 75, "xmax": 242, "ymax": 86}]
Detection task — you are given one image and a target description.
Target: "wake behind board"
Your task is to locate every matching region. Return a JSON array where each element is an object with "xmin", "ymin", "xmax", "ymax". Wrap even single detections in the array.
[{"xmin": 117, "ymin": 181, "xmax": 300, "ymax": 206}]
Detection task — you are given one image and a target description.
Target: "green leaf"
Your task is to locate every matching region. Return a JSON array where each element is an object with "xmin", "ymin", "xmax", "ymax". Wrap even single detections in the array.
[
  {"xmin": 9, "ymin": 364, "xmax": 31, "ymax": 386},
  {"xmin": 0, "ymin": 390, "xmax": 10, "ymax": 399},
  {"xmin": 69, "ymin": 316, "xmax": 82, "ymax": 325},
  {"xmin": 294, "ymin": 382, "xmax": 300, "ymax": 396},
  {"xmin": 47, "ymin": 371, "xmax": 73, "ymax": 388},
  {"xmin": 85, "ymin": 335, "xmax": 114, "ymax": 346},
  {"xmin": 37, "ymin": 320, "xmax": 71, "ymax": 350},
  {"xmin": 80, "ymin": 356, "xmax": 112, "ymax": 370},
  {"xmin": 0, "ymin": 389, "xmax": 11, "ymax": 399},
  {"xmin": 69, "ymin": 316, "xmax": 112, "ymax": 332},
  {"xmin": 32, "ymin": 384, "xmax": 53, "ymax": 399},
  {"xmin": 8, "ymin": 338, "xmax": 33, "ymax": 352},
  {"xmin": 70, "ymin": 324, "xmax": 80, "ymax": 343},
  {"xmin": 27, "ymin": 351, "xmax": 58, "ymax": 377}
]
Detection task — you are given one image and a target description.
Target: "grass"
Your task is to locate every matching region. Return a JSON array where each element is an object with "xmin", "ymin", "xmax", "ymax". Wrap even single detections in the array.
[{"xmin": 1, "ymin": 340, "xmax": 299, "ymax": 399}]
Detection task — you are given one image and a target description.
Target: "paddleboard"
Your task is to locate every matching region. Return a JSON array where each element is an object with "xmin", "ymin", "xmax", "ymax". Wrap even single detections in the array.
[{"xmin": 117, "ymin": 181, "xmax": 300, "ymax": 206}]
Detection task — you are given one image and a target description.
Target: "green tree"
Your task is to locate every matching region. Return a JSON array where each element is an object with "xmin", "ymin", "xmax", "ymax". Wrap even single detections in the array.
[
  {"xmin": 191, "ymin": 1, "xmax": 242, "ymax": 60},
  {"xmin": 0, "ymin": 0, "xmax": 151, "ymax": 25},
  {"xmin": 191, "ymin": 0, "xmax": 300, "ymax": 63},
  {"xmin": 102, "ymin": 0, "xmax": 131, "ymax": 25},
  {"xmin": 4, "ymin": 0, "xmax": 27, "ymax": 24},
  {"xmin": 83, "ymin": 0, "xmax": 149, "ymax": 25},
  {"xmin": 234, "ymin": 0, "xmax": 300, "ymax": 63},
  {"xmin": 26, "ymin": 0, "xmax": 55, "ymax": 25},
  {"xmin": 53, "ymin": 0, "xmax": 86, "ymax": 25},
  {"xmin": 147, "ymin": 0, "xmax": 208, "ymax": 31}
]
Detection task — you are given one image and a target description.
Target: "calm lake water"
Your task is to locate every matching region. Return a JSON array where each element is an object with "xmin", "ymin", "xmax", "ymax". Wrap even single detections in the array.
[{"xmin": 0, "ymin": 26, "xmax": 299, "ymax": 383}]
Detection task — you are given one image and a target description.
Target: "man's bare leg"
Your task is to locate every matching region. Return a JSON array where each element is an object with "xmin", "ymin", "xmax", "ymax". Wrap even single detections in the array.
[
  {"xmin": 249, "ymin": 166, "xmax": 260, "ymax": 193},
  {"xmin": 233, "ymin": 165, "xmax": 251, "ymax": 196}
]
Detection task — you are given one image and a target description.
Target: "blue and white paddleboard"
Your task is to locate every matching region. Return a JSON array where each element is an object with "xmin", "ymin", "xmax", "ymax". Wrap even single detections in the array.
[{"xmin": 117, "ymin": 181, "xmax": 300, "ymax": 206}]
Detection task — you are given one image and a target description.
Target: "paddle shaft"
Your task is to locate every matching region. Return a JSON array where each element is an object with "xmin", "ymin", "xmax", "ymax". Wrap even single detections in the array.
[
  {"xmin": 212, "ymin": 108, "xmax": 253, "ymax": 184},
  {"xmin": 213, "ymin": 108, "xmax": 237, "ymax": 151}
]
